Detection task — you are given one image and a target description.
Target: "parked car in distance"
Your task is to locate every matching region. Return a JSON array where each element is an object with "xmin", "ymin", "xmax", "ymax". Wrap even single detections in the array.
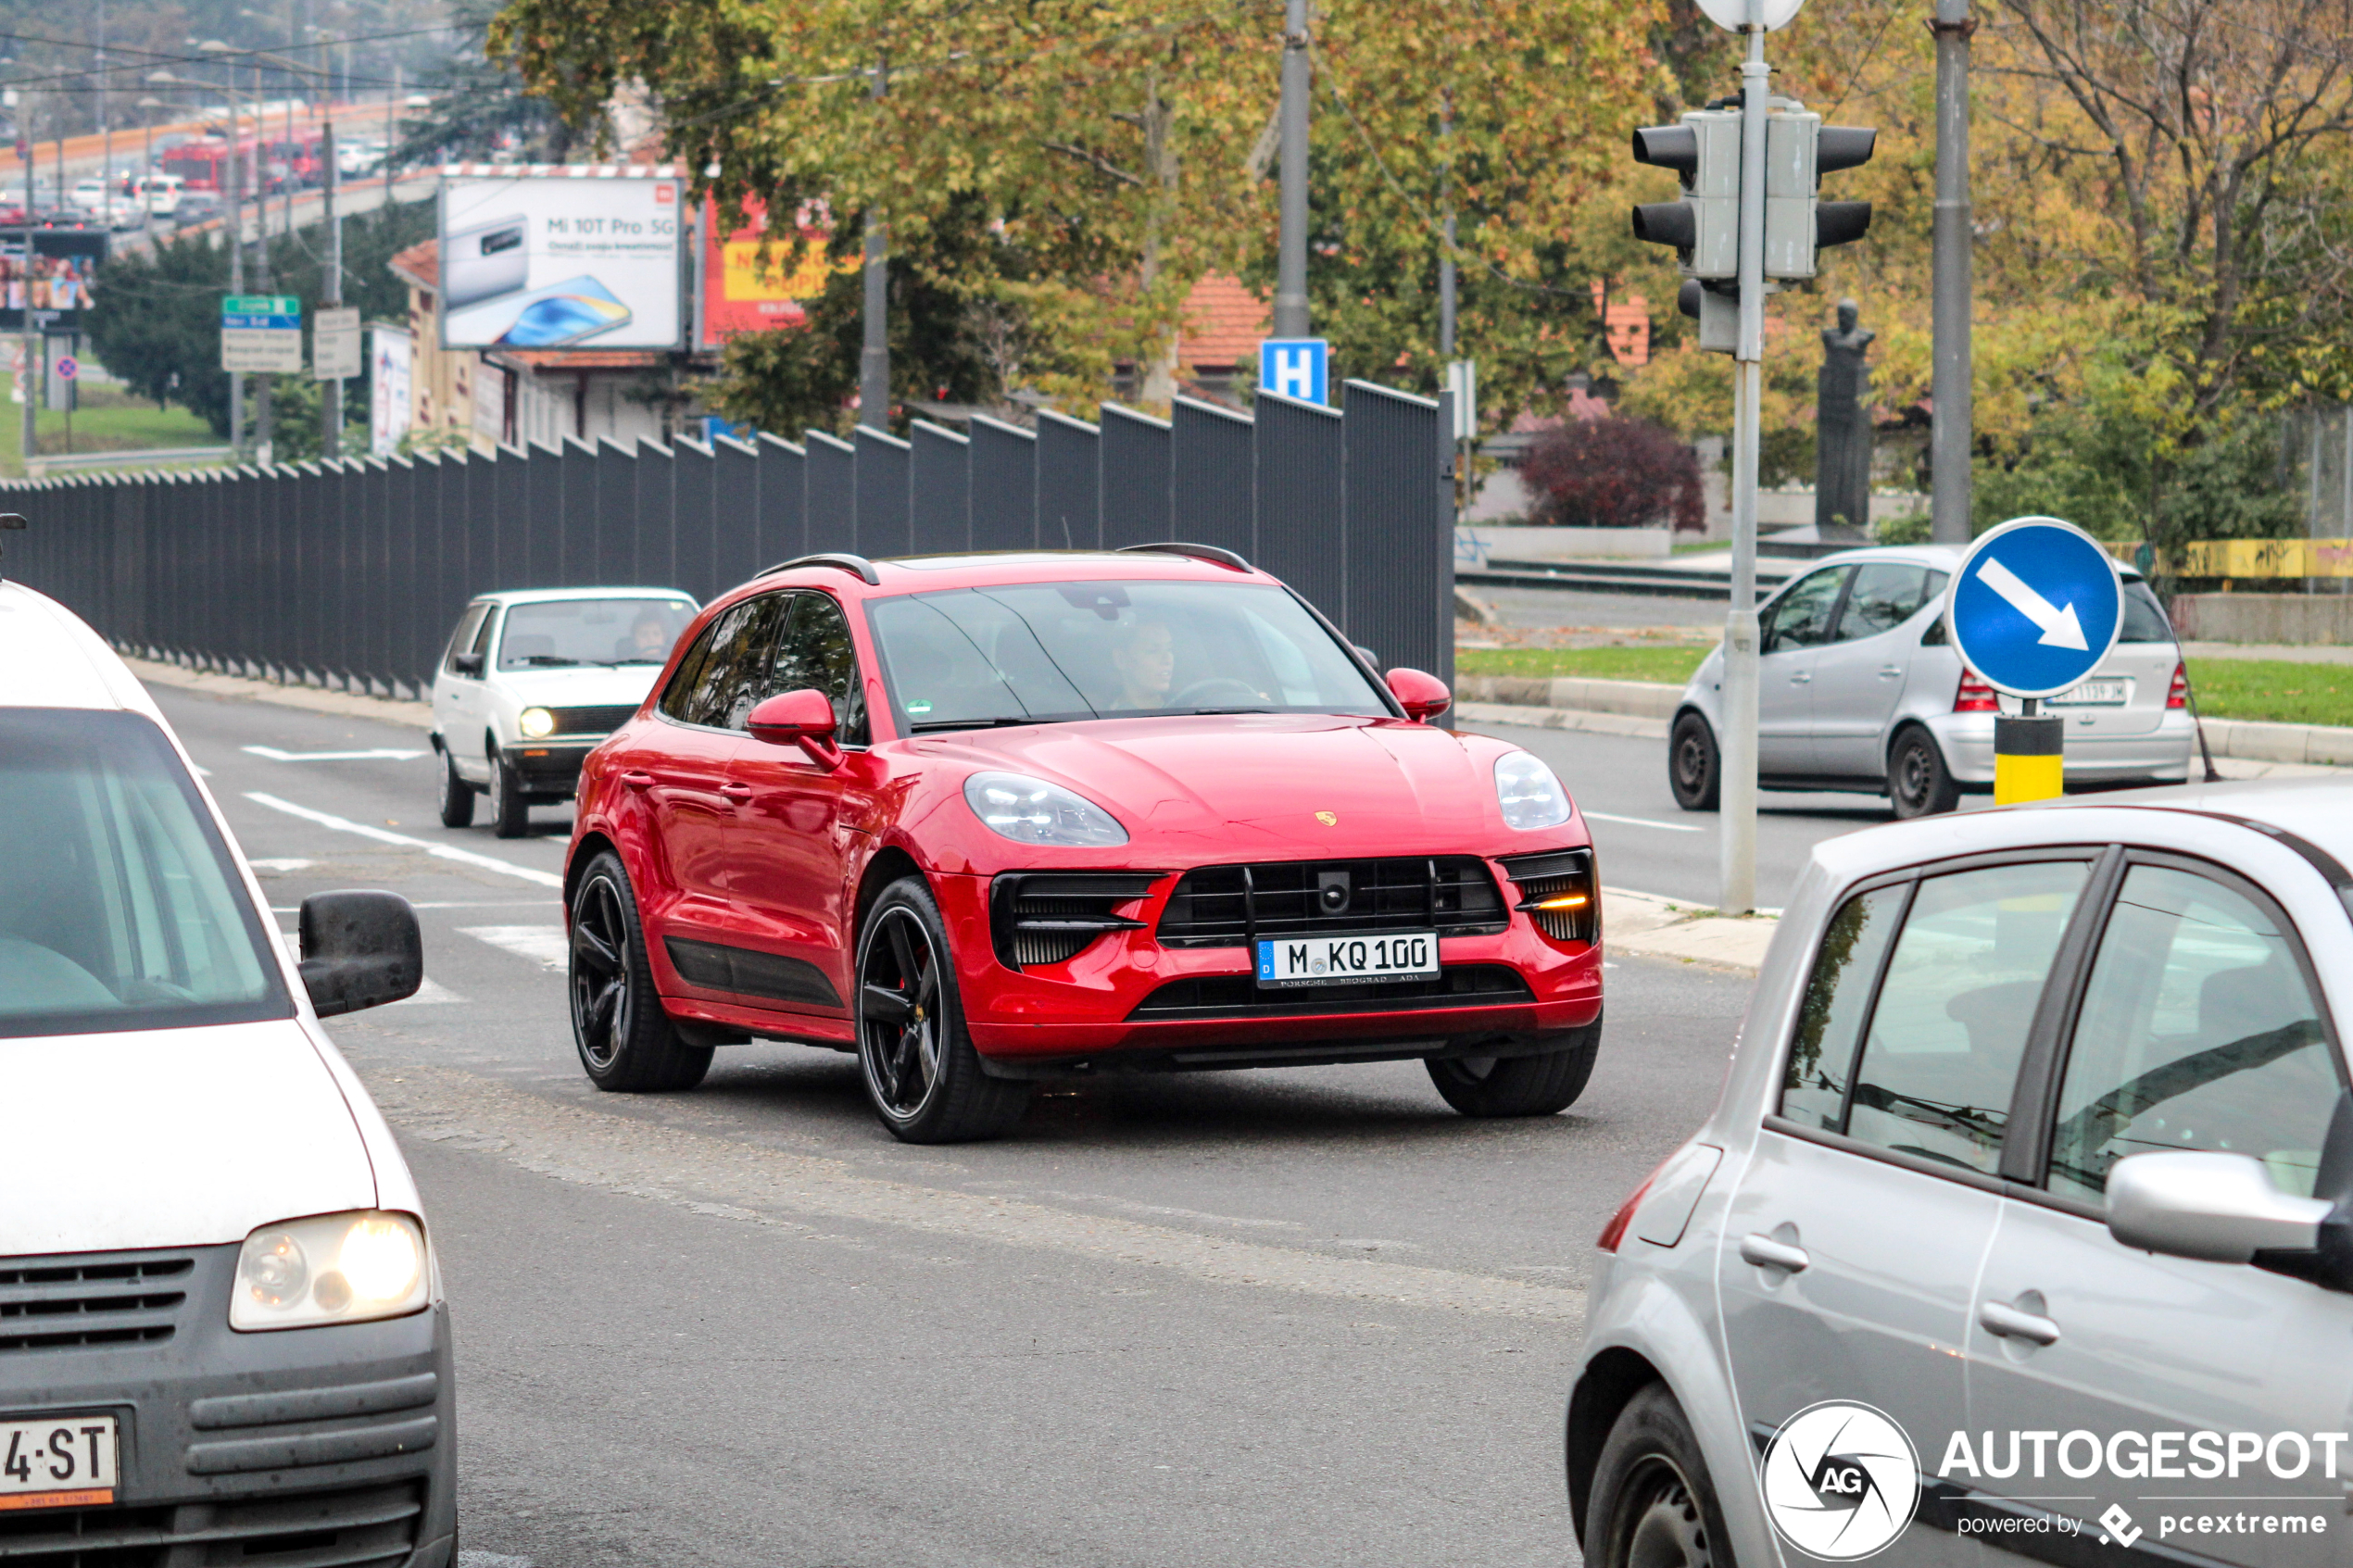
[
  {"xmin": 0, "ymin": 575, "xmax": 454, "ymax": 1564},
  {"xmin": 136, "ymin": 173, "xmax": 184, "ymax": 217},
  {"xmin": 66, "ymin": 177, "xmax": 108, "ymax": 212},
  {"xmin": 563, "ymin": 546, "xmax": 1604, "ymax": 1143},
  {"xmin": 1567, "ymin": 778, "xmax": 2353, "ymax": 1568},
  {"xmin": 1667, "ymin": 544, "xmax": 2195, "ymax": 818},
  {"xmin": 431, "ymin": 587, "xmax": 701, "ymax": 838},
  {"xmin": 337, "ymin": 140, "xmax": 386, "ymax": 177}
]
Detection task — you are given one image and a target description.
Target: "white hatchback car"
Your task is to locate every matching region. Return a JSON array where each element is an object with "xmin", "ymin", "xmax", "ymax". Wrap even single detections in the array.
[
  {"xmin": 0, "ymin": 578, "xmax": 453, "ymax": 1564},
  {"xmin": 1567, "ymin": 780, "xmax": 2353, "ymax": 1568},
  {"xmin": 429, "ymin": 587, "xmax": 698, "ymax": 837}
]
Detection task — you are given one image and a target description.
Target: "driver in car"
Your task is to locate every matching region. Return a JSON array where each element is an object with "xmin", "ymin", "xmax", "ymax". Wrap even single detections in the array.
[
  {"xmin": 1109, "ymin": 617, "xmax": 1177, "ymax": 709},
  {"xmin": 626, "ymin": 610, "xmax": 673, "ymax": 663}
]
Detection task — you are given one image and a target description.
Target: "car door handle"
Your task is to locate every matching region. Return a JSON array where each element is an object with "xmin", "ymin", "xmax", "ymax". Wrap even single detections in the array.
[
  {"xmin": 1978, "ymin": 1298, "xmax": 2061, "ymax": 1347},
  {"xmin": 1789, "ymin": 671, "xmax": 1811, "ymax": 684},
  {"xmin": 1879, "ymin": 665, "xmax": 1904, "ymax": 679},
  {"xmin": 1739, "ymin": 1234, "xmax": 1810, "ymax": 1273},
  {"xmin": 621, "ymin": 771, "xmax": 655, "ymax": 792},
  {"xmin": 719, "ymin": 782, "xmax": 754, "ymax": 800}
]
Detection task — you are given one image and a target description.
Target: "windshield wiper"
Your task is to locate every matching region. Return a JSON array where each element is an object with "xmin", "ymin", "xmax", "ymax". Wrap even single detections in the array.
[
  {"xmin": 597, "ymin": 657, "xmax": 666, "ymax": 666},
  {"xmin": 910, "ymin": 716, "xmax": 1046, "ymax": 732},
  {"xmin": 515, "ymin": 655, "xmax": 585, "ymax": 667}
]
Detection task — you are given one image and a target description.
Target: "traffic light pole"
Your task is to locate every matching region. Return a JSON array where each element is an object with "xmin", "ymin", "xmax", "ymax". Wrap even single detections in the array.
[
  {"xmin": 1929, "ymin": 0, "xmax": 1974, "ymax": 545},
  {"xmin": 1720, "ymin": 12, "xmax": 1770, "ymax": 917}
]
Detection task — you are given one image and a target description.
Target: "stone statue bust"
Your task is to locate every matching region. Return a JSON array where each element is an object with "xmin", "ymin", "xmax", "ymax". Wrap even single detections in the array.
[{"xmin": 1816, "ymin": 299, "xmax": 1875, "ymax": 540}]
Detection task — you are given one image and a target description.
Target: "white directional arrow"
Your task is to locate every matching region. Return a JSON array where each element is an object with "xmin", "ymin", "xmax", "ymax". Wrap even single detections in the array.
[{"xmin": 1976, "ymin": 558, "xmax": 2089, "ymax": 651}]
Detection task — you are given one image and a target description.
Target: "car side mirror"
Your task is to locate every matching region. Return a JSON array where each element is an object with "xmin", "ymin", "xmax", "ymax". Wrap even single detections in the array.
[
  {"xmin": 1385, "ymin": 667, "xmax": 1452, "ymax": 722},
  {"xmin": 298, "ymin": 891, "xmax": 423, "ymax": 1018},
  {"xmin": 452, "ymin": 651, "xmax": 484, "ymax": 677},
  {"xmin": 747, "ymin": 688, "xmax": 844, "ymax": 769},
  {"xmin": 2106, "ymin": 1151, "xmax": 2334, "ymax": 1264}
]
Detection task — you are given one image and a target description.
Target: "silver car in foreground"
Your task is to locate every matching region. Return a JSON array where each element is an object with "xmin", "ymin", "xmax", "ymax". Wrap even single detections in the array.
[
  {"xmin": 1566, "ymin": 779, "xmax": 2353, "ymax": 1568},
  {"xmin": 1668, "ymin": 545, "xmax": 2197, "ymax": 817}
]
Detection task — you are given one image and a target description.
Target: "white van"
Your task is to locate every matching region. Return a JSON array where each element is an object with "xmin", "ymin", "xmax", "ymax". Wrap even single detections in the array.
[
  {"xmin": 0, "ymin": 573, "xmax": 457, "ymax": 1565},
  {"xmin": 136, "ymin": 174, "xmax": 184, "ymax": 218}
]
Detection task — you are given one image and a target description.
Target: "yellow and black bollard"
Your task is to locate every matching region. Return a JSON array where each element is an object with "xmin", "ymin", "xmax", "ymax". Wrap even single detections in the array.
[{"xmin": 1994, "ymin": 699, "xmax": 2064, "ymax": 804}]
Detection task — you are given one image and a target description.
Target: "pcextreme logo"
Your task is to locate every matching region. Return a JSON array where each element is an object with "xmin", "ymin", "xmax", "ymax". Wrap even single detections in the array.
[{"xmin": 1760, "ymin": 1401, "xmax": 1922, "ymax": 1561}]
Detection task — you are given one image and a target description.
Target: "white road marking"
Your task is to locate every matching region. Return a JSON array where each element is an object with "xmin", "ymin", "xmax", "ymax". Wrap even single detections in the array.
[
  {"xmin": 389, "ymin": 976, "xmax": 467, "ymax": 1007},
  {"xmin": 1581, "ymin": 809, "xmax": 1705, "ymax": 834},
  {"xmin": 244, "ymin": 745, "xmax": 430, "ymax": 761},
  {"xmin": 248, "ymin": 858, "xmax": 316, "ymax": 873},
  {"xmin": 460, "ymin": 925, "xmax": 570, "ymax": 971},
  {"xmin": 243, "ymin": 793, "xmax": 565, "ymax": 888}
]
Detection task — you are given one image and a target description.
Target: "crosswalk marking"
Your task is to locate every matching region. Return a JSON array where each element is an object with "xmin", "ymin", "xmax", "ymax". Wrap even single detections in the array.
[{"xmin": 460, "ymin": 925, "xmax": 571, "ymax": 971}]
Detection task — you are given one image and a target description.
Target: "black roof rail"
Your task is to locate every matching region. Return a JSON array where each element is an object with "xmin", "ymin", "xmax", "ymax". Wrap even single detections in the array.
[
  {"xmin": 1116, "ymin": 542, "xmax": 1252, "ymax": 572},
  {"xmin": 760, "ymin": 552, "xmax": 882, "ymax": 586}
]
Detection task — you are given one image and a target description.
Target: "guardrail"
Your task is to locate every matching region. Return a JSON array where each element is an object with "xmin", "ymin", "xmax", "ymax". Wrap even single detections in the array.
[{"xmin": 25, "ymin": 445, "xmax": 234, "ymax": 478}]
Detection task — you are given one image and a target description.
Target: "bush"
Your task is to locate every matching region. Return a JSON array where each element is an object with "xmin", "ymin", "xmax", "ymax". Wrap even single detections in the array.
[{"xmin": 1518, "ymin": 417, "xmax": 1705, "ymax": 531}]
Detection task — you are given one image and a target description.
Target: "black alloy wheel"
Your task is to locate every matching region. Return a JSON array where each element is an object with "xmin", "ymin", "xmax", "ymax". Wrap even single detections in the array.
[
  {"xmin": 1426, "ymin": 1020, "xmax": 1600, "ymax": 1117},
  {"xmin": 1667, "ymin": 712, "xmax": 1720, "ymax": 812},
  {"xmin": 1886, "ymin": 726, "xmax": 1959, "ymax": 819},
  {"xmin": 568, "ymin": 850, "xmax": 711, "ymax": 1092},
  {"xmin": 1585, "ymin": 1385, "xmax": 1731, "ymax": 1568},
  {"xmin": 487, "ymin": 746, "xmax": 530, "ymax": 838},
  {"xmin": 855, "ymin": 877, "xmax": 1030, "ymax": 1144},
  {"xmin": 436, "ymin": 746, "xmax": 474, "ymax": 829}
]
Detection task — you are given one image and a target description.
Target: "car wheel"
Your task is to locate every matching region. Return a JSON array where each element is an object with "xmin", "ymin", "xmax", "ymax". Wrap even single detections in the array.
[
  {"xmin": 1886, "ymin": 725, "xmax": 1959, "ymax": 819},
  {"xmin": 435, "ymin": 746, "xmax": 475, "ymax": 829},
  {"xmin": 487, "ymin": 746, "xmax": 530, "ymax": 838},
  {"xmin": 568, "ymin": 851, "xmax": 712, "ymax": 1092},
  {"xmin": 1667, "ymin": 713, "xmax": 1720, "ymax": 812},
  {"xmin": 1427, "ymin": 1022, "xmax": 1599, "ymax": 1117},
  {"xmin": 856, "ymin": 876, "xmax": 1031, "ymax": 1144},
  {"xmin": 1585, "ymin": 1383, "xmax": 1733, "ymax": 1568}
]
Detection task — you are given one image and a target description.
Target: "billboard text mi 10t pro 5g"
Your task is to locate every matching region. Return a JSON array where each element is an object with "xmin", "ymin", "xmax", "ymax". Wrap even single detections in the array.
[{"xmin": 437, "ymin": 170, "xmax": 683, "ymax": 352}]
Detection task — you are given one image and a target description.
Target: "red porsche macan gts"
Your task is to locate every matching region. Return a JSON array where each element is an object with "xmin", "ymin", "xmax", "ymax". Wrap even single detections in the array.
[{"xmin": 562, "ymin": 545, "xmax": 1604, "ymax": 1142}]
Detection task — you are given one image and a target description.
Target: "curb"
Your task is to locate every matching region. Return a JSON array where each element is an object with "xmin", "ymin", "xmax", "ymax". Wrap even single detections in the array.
[
  {"xmin": 1604, "ymin": 887, "xmax": 1776, "ymax": 975},
  {"xmin": 127, "ymin": 656, "xmax": 435, "ymax": 733}
]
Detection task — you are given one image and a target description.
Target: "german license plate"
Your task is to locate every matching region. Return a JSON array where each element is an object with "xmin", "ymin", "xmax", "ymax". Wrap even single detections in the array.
[
  {"xmin": 0, "ymin": 1413, "xmax": 118, "ymax": 1510},
  {"xmin": 1255, "ymin": 931, "xmax": 1439, "ymax": 988},
  {"xmin": 2050, "ymin": 678, "xmax": 2130, "ymax": 707}
]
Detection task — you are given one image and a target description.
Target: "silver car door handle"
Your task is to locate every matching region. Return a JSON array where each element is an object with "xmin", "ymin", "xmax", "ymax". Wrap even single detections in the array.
[
  {"xmin": 1739, "ymin": 1234, "xmax": 1811, "ymax": 1273},
  {"xmin": 1790, "ymin": 671, "xmax": 1811, "ymax": 684},
  {"xmin": 1978, "ymin": 1299, "xmax": 2061, "ymax": 1346},
  {"xmin": 1879, "ymin": 665, "xmax": 1904, "ymax": 678}
]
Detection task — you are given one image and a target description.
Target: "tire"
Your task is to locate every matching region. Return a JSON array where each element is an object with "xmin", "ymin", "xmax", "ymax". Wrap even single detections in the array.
[
  {"xmin": 855, "ymin": 876, "xmax": 1031, "ymax": 1144},
  {"xmin": 487, "ymin": 746, "xmax": 530, "ymax": 838},
  {"xmin": 435, "ymin": 746, "xmax": 475, "ymax": 829},
  {"xmin": 568, "ymin": 850, "xmax": 712, "ymax": 1092},
  {"xmin": 1427, "ymin": 1022, "xmax": 1600, "ymax": 1118},
  {"xmin": 1584, "ymin": 1383, "xmax": 1735, "ymax": 1568},
  {"xmin": 1667, "ymin": 712, "xmax": 1720, "ymax": 812},
  {"xmin": 1886, "ymin": 725, "xmax": 1959, "ymax": 819}
]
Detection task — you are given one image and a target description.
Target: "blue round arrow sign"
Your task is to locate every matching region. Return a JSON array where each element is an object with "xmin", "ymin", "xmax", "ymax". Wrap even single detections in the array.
[{"xmin": 1945, "ymin": 516, "xmax": 2124, "ymax": 698}]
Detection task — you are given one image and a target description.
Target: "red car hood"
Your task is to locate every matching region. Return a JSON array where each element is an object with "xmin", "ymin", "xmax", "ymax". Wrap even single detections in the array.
[{"xmin": 916, "ymin": 713, "xmax": 1516, "ymax": 857}]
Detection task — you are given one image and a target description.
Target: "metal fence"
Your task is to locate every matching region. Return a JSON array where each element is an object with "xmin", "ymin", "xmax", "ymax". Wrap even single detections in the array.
[{"xmin": 3, "ymin": 382, "xmax": 1453, "ymax": 702}]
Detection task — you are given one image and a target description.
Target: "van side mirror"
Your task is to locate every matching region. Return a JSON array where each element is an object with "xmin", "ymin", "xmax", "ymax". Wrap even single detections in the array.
[
  {"xmin": 452, "ymin": 651, "xmax": 484, "ymax": 677},
  {"xmin": 2106, "ymin": 1151, "xmax": 2334, "ymax": 1263},
  {"xmin": 298, "ymin": 891, "xmax": 423, "ymax": 1017},
  {"xmin": 747, "ymin": 688, "xmax": 843, "ymax": 769}
]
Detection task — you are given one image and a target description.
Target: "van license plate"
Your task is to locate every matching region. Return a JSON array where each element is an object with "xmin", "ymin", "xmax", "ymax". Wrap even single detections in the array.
[
  {"xmin": 0, "ymin": 1414, "xmax": 118, "ymax": 1510},
  {"xmin": 2050, "ymin": 678, "xmax": 2129, "ymax": 707},
  {"xmin": 1255, "ymin": 931, "xmax": 1439, "ymax": 988}
]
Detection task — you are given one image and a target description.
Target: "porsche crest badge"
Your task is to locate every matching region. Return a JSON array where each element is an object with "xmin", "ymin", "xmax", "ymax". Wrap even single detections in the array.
[{"xmin": 1315, "ymin": 810, "xmax": 1338, "ymax": 826}]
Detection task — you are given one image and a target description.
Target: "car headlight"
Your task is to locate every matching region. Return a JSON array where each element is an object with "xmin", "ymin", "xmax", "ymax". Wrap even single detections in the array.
[
  {"xmin": 1493, "ymin": 751, "xmax": 1573, "ymax": 831},
  {"xmin": 232, "ymin": 1210, "xmax": 430, "ymax": 1331},
  {"xmin": 518, "ymin": 706, "xmax": 556, "ymax": 738},
  {"xmin": 963, "ymin": 771, "xmax": 1127, "ymax": 847}
]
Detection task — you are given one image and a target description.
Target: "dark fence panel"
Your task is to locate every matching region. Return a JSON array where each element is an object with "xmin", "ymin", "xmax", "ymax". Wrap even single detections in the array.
[
  {"xmin": 756, "ymin": 434, "xmax": 805, "ymax": 568},
  {"xmin": 854, "ymin": 427, "xmax": 912, "ymax": 557},
  {"xmin": 1253, "ymin": 392, "xmax": 1347, "ymax": 631},
  {"xmin": 909, "ymin": 420, "xmax": 970, "ymax": 554},
  {"xmin": 1171, "ymin": 396, "xmax": 1254, "ymax": 558},
  {"xmin": 560, "ymin": 439, "xmax": 598, "ymax": 586},
  {"xmin": 634, "ymin": 439, "xmax": 674, "ymax": 587},
  {"xmin": 1340, "ymin": 381, "xmax": 1447, "ymax": 684},
  {"xmin": 968, "ymin": 416, "xmax": 1036, "ymax": 549},
  {"xmin": 713, "ymin": 436, "xmax": 762, "ymax": 591},
  {"xmin": 1099, "ymin": 404, "xmax": 1171, "ymax": 549},
  {"xmin": 805, "ymin": 432, "xmax": 856, "ymax": 555},
  {"xmin": 594, "ymin": 442, "xmax": 635, "ymax": 587},
  {"xmin": 1035, "ymin": 411, "xmax": 1100, "ymax": 550},
  {"xmin": 495, "ymin": 446, "xmax": 530, "ymax": 594},
  {"xmin": 673, "ymin": 438, "xmax": 718, "ymax": 601}
]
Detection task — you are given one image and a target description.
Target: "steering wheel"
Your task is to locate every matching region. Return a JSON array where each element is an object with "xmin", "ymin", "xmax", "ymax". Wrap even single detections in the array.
[{"xmin": 1169, "ymin": 676, "xmax": 1267, "ymax": 708}]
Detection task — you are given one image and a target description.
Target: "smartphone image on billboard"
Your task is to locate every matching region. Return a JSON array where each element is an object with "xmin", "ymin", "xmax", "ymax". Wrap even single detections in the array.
[
  {"xmin": 482, "ymin": 276, "xmax": 635, "ymax": 349},
  {"xmin": 444, "ymin": 215, "xmax": 529, "ymax": 308}
]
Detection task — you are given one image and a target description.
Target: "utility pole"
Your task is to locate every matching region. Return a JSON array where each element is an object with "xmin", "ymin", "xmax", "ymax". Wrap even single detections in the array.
[
  {"xmin": 97, "ymin": 2, "xmax": 110, "ymax": 215},
  {"xmin": 228, "ymin": 74, "xmax": 244, "ymax": 458},
  {"xmin": 1437, "ymin": 89, "xmax": 1454, "ymax": 360},
  {"xmin": 251, "ymin": 64, "xmax": 273, "ymax": 466},
  {"xmin": 1716, "ymin": 0, "xmax": 1771, "ymax": 916},
  {"xmin": 857, "ymin": 59, "xmax": 888, "ymax": 431},
  {"xmin": 321, "ymin": 116, "xmax": 340, "ymax": 458},
  {"xmin": 1271, "ymin": 0, "xmax": 1310, "ymax": 338},
  {"xmin": 1929, "ymin": 0, "xmax": 1974, "ymax": 544},
  {"xmin": 19, "ymin": 93, "xmax": 35, "ymax": 473}
]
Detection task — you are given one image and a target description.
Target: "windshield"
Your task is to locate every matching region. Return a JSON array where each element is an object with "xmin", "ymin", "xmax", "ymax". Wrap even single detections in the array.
[
  {"xmin": 498, "ymin": 596, "xmax": 697, "ymax": 670},
  {"xmin": 866, "ymin": 580, "xmax": 1391, "ymax": 730},
  {"xmin": 0, "ymin": 709, "xmax": 290, "ymax": 1038},
  {"xmin": 2120, "ymin": 582, "xmax": 2174, "ymax": 643}
]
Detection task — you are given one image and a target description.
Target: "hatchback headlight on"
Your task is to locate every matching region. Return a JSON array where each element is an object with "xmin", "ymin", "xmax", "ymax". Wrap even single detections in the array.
[
  {"xmin": 518, "ymin": 706, "xmax": 557, "ymax": 738},
  {"xmin": 233, "ymin": 1210, "xmax": 430, "ymax": 1331},
  {"xmin": 963, "ymin": 771, "xmax": 1127, "ymax": 847},
  {"xmin": 1493, "ymin": 751, "xmax": 1573, "ymax": 831}
]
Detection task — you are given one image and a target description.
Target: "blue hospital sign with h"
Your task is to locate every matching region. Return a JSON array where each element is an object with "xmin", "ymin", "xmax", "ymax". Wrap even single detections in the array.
[{"xmin": 1259, "ymin": 338, "xmax": 1329, "ymax": 405}]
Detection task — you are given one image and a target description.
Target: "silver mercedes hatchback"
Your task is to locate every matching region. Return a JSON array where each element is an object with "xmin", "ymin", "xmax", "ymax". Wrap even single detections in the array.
[{"xmin": 1667, "ymin": 545, "xmax": 2198, "ymax": 818}]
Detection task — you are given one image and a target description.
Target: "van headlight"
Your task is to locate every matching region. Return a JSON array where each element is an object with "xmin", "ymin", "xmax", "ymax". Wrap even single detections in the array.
[
  {"xmin": 232, "ymin": 1210, "xmax": 429, "ymax": 1330},
  {"xmin": 518, "ymin": 706, "xmax": 557, "ymax": 738},
  {"xmin": 963, "ymin": 771, "xmax": 1127, "ymax": 847},
  {"xmin": 1493, "ymin": 751, "xmax": 1573, "ymax": 831}
]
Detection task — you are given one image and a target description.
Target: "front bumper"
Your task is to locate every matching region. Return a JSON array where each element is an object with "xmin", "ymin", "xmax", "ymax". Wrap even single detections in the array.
[
  {"xmin": 1927, "ymin": 709, "xmax": 2196, "ymax": 786},
  {"xmin": 0, "ymin": 1242, "xmax": 455, "ymax": 1566},
  {"xmin": 503, "ymin": 739, "xmax": 598, "ymax": 798},
  {"xmin": 935, "ymin": 867, "xmax": 1604, "ymax": 1073}
]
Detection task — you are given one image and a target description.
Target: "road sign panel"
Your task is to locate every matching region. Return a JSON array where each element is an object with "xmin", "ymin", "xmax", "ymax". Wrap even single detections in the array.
[
  {"xmin": 221, "ymin": 327, "xmax": 304, "ymax": 374},
  {"xmin": 313, "ymin": 306, "xmax": 361, "ymax": 381},
  {"xmin": 222, "ymin": 295, "xmax": 299, "ymax": 317},
  {"xmin": 1695, "ymin": 0, "xmax": 1804, "ymax": 29},
  {"xmin": 53, "ymin": 355, "xmax": 74, "ymax": 381},
  {"xmin": 1945, "ymin": 516, "xmax": 2124, "ymax": 698},
  {"xmin": 1259, "ymin": 337, "xmax": 1328, "ymax": 405}
]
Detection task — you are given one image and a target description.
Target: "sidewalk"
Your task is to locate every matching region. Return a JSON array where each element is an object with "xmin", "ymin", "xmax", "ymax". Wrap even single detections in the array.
[{"xmin": 128, "ymin": 655, "xmax": 434, "ymax": 731}]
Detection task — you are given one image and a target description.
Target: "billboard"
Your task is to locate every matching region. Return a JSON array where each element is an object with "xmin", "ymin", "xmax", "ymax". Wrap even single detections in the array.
[
  {"xmin": 698, "ymin": 196, "xmax": 842, "ymax": 347},
  {"xmin": 0, "ymin": 229, "xmax": 107, "ymax": 333},
  {"xmin": 437, "ymin": 170, "xmax": 682, "ymax": 351},
  {"xmin": 370, "ymin": 325, "xmax": 413, "ymax": 457}
]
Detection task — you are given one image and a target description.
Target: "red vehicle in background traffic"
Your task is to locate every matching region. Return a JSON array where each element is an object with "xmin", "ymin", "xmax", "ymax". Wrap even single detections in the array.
[{"xmin": 562, "ymin": 546, "xmax": 1604, "ymax": 1142}]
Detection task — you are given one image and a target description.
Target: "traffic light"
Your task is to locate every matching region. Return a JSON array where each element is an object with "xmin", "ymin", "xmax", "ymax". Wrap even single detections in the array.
[
  {"xmin": 1764, "ymin": 113, "xmax": 1876, "ymax": 280},
  {"xmin": 1629, "ymin": 111, "xmax": 1741, "ymax": 281}
]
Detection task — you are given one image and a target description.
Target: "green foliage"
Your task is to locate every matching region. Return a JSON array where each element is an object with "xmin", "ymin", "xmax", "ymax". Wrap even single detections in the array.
[
  {"xmin": 2184, "ymin": 659, "xmax": 2353, "ymax": 730},
  {"xmin": 1454, "ymin": 645, "xmax": 1711, "ymax": 683}
]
